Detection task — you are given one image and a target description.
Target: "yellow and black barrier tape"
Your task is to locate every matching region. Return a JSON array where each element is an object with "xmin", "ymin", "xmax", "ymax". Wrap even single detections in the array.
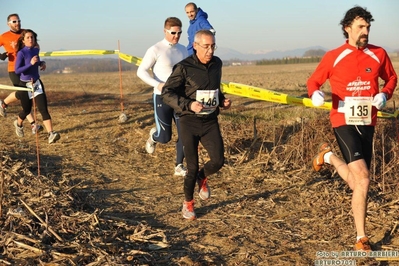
[
  {"xmin": 39, "ymin": 50, "xmax": 118, "ymax": 56},
  {"xmin": 39, "ymin": 49, "xmax": 142, "ymax": 66},
  {"xmin": 117, "ymin": 52, "xmax": 142, "ymax": 66},
  {"xmin": 39, "ymin": 50, "xmax": 118, "ymax": 57},
  {"xmin": 11, "ymin": 49, "xmax": 395, "ymax": 119},
  {"xmin": 221, "ymin": 81, "xmax": 399, "ymax": 119}
]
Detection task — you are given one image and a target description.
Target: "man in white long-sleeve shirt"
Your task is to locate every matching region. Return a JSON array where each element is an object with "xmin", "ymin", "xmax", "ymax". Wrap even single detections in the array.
[{"xmin": 137, "ymin": 17, "xmax": 188, "ymax": 176}]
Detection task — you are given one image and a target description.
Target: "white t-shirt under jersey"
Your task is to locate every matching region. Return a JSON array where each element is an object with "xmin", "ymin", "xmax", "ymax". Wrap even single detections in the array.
[{"xmin": 137, "ymin": 39, "xmax": 188, "ymax": 95}]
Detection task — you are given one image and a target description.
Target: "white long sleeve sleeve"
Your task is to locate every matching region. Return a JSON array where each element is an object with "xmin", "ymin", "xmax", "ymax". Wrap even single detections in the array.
[{"xmin": 137, "ymin": 39, "xmax": 188, "ymax": 95}]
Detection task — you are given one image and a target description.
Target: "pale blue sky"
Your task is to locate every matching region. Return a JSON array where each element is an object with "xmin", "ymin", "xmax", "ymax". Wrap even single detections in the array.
[{"xmin": 2, "ymin": 0, "xmax": 398, "ymax": 57}]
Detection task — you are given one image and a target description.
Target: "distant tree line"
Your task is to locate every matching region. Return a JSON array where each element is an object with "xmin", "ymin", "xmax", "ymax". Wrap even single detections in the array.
[
  {"xmin": 0, "ymin": 58, "xmax": 138, "ymax": 78},
  {"xmin": 46, "ymin": 58, "xmax": 137, "ymax": 73},
  {"xmin": 256, "ymin": 56, "xmax": 323, "ymax": 65},
  {"xmin": 256, "ymin": 49, "xmax": 326, "ymax": 65}
]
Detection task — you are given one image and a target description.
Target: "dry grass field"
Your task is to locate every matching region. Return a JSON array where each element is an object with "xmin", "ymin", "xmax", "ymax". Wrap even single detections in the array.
[{"xmin": 0, "ymin": 62, "xmax": 398, "ymax": 265}]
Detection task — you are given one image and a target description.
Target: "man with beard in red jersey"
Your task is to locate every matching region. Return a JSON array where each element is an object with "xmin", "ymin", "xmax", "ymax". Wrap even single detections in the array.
[{"xmin": 308, "ymin": 6, "xmax": 397, "ymax": 251}]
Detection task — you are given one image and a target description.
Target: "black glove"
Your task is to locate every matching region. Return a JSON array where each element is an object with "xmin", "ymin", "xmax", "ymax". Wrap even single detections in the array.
[{"xmin": 0, "ymin": 52, "xmax": 8, "ymax": 61}]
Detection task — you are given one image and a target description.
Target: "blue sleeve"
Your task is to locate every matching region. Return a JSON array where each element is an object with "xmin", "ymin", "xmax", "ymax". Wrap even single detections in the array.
[{"xmin": 199, "ymin": 19, "xmax": 213, "ymax": 30}]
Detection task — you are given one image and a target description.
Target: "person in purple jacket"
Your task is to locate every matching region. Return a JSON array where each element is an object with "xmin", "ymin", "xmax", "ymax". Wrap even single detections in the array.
[
  {"xmin": 14, "ymin": 29, "xmax": 60, "ymax": 144},
  {"xmin": 185, "ymin": 2, "xmax": 215, "ymax": 56}
]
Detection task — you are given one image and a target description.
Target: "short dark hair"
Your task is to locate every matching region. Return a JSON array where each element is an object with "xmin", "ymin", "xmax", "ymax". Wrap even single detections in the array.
[
  {"xmin": 164, "ymin": 17, "xmax": 182, "ymax": 29},
  {"xmin": 194, "ymin": 29, "xmax": 214, "ymax": 43},
  {"xmin": 7, "ymin": 13, "xmax": 19, "ymax": 22},
  {"xmin": 185, "ymin": 2, "xmax": 197, "ymax": 11},
  {"xmin": 340, "ymin": 6, "xmax": 374, "ymax": 39}
]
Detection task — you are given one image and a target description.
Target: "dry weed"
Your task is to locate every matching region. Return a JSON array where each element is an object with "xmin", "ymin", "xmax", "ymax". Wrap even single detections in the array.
[{"xmin": 0, "ymin": 63, "xmax": 398, "ymax": 265}]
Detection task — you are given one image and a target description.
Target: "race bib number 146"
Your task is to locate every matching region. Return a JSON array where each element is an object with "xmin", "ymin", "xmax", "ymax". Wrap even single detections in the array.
[{"xmin": 196, "ymin": 89, "xmax": 219, "ymax": 115}]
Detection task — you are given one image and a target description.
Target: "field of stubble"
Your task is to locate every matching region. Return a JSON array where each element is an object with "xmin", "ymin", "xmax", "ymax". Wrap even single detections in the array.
[{"xmin": 0, "ymin": 62, "xmax": 398, "ymax": 265}]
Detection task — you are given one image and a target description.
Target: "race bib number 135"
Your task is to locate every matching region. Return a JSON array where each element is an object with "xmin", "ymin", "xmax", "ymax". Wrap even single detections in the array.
[{"xmin": 343, "ymin": 96, "xmax": 373, "ymax": 125}]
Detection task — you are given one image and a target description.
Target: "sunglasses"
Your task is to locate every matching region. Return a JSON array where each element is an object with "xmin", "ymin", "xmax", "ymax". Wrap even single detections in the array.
[
  {"xmin": 9, "ymin": 20, "xmax": 21, "ymax": 24},
  {"xmin": 166, "ymin": 29, "xmax": 182, "ymax": 35}
]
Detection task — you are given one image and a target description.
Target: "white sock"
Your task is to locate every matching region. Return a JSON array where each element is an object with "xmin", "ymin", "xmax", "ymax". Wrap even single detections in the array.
[
  {"xmin": 324, "ymin": 151, "xmax": 332, "ymax": 164},
  {"xmin": 356, "ymin": 235, "xmax": 365, "ymax": 241}
]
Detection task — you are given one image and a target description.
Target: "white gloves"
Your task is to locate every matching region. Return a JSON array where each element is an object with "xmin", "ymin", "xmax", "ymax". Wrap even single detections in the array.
[
  {"xmin": 311, "ymin": 90, "xmax": 387, "ymax": 109},
  {"xmin": 311, "ymin": 90, "xmax": 325, "ymax": 107},
  {"xmin": 372, "ymin": 93, "xmax": 387, "ymax": 110}
]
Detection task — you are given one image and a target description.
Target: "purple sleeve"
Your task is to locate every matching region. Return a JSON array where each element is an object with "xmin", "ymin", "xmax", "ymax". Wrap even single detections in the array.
[{"xmin": 14, "ymin": 50, "xmax": 32, "ymax": 75}]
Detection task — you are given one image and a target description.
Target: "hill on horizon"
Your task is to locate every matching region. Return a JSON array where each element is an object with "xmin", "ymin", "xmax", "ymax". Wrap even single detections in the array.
[{"xmin": 216, "ymin": 45, "xmax": 398, "ymax": 61}]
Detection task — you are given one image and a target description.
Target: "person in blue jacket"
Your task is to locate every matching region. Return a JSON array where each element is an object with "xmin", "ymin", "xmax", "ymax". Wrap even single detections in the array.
[{"xmin": 185, "ymin": 2, "xmax": 215, "ymax": 56}]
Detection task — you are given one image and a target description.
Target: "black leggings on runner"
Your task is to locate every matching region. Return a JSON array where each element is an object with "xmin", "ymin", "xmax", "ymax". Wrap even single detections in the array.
[
  {"xmin": 15, "ymin": 79, "xmax": 51, "ymax": 121},
  {"xmin": 9, "ymin": 72, "xmax": 20, "ymax": 86},
  {"xmin": 180, "ymin": 115, "xmax": 225, "ymax": 201}
]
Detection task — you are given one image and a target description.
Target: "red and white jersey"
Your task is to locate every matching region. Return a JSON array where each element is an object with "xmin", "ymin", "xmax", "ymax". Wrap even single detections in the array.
[{"xmin": 307, "ymin": 41, "xmax": 397, "ymax": 127}]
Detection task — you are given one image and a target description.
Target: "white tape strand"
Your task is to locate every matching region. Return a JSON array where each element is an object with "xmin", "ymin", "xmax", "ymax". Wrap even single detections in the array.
[{"xmin": 0, "ymin": 84, "xmax": 33, "ymax": 92}]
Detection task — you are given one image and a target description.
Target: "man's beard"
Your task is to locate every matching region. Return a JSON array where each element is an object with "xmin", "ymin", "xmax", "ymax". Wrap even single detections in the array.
[
  {"xmin": 10, "ymin": 25, "xmax": 21, "ymax": 33},
  {"xmin": 356, "ymin": 35, "xmax": 368, "ymax": 47}
]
